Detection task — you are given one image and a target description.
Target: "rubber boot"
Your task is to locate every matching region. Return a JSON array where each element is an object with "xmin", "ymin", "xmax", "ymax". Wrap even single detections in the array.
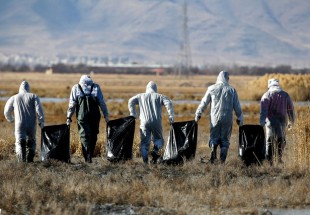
[
  {"xmin": 86, "ymin": 153, "xmax": 92, "ymax": 163},
  {"xmin": 151, "ymin": 151, "xmax": 160, "ymax": 164},
  {"xmin": 209, "ymin": 145, "xmax": 217, "ymax": 164},
  {"xmin": 26, "ymin": 140, "xmax": 36, "ymax": 162},
  {"xmin": 151, "ymin": 145, "xmax": 160, "ymax": 164}
]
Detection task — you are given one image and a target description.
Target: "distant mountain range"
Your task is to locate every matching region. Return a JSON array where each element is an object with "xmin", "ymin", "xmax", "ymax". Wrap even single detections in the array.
[{"xmin": 1, "ymin": 0, "xmax": 310, "ymax": 68}]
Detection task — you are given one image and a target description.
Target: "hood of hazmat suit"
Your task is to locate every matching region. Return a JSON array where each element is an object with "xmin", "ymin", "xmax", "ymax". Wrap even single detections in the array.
[
  {"xmin": 4, "ymin": 81, "xmax": 44, "ymax": 140},
  {"xmin": 79, "ymin": 75, "xmax": 94, "ymax": 89},
  {"xmin": 260, "ymin": 78, "xmax": 295, "ymax": 126},
  {"xmin": 146, "ymin": 81, "xmax": 158, "ymax": 93},
  {"xmin": 128, "ymin": 81, "xmax": 174, "ymax": 126},
  {"xmin": 67, "ymin": 74, "xmax": 109, "ymax": 120},
  {"xmin": 195, "ymin": 71, "xmax": 243, "ymax": 127}
]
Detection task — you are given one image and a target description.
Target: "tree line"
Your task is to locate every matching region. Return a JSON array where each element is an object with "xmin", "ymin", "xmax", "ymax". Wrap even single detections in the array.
[{"xmin": 0, "ymin": 62, "xmax": 309, "ymax": 75}]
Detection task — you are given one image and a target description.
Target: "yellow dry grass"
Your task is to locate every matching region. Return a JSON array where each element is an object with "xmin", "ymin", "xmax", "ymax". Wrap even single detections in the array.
[
  {"xmin": 248, "ymin": 74, "xmax": 310, "ymax": 101},
  {"xmin": 287, "ymin": 108, "xmax": 310, "ymax": 170}
]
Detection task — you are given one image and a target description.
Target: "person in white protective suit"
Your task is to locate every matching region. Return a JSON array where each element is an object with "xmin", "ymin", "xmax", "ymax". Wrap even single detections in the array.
[
  {"xmin": 195, "ymin": 71, "xmax": 243, "ymax": 164},
  {"xmin": 260, "ymin": 78, "xmax": 295, "ymax": 164},
  {"xmin": 4, "ymin": 80, "xmax": 44, "ymax": 162},
  {"xmin": 66, "ymin": 75, "xmax": 109, "ymax": 163},
  {"xmin": 128, "ymin": 81, "xmax": 174, "ymax": 164}
]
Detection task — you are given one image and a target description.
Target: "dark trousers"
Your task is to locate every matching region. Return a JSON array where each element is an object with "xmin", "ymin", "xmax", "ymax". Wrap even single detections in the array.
[{"xmin": 77, "ymin": 119, "xmax": 100, "ymax": 162}]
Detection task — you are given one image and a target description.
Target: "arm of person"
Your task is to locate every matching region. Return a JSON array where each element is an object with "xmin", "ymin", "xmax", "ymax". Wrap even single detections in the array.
[
  {"xmin": 4, "ymin": 96, "xmax": 15, "ymax": 123},
  {"xmin": 233, "ymin": 90, "xmax": 243, "ymax": 126},
  {"xmin": 128, "ymin": 95, "xmax": 139, "ymax": 118},
  {"xmin": 67, "ymin": 85, "xmax": 78, "ymax": 120},
  {"xmin": 195, "ymin": 89, "xmax": 211, "ymax": 119},
  {"xmin": 260, "ymin": 93, "xmax": 269, "ymax": 126},
  {"xmin": 96, "ymin": 84, "xmax": 109, "ymax": 122},
  {"xmin": 35, "ymin": 95, "xmax": 44, "ymax": 127},
  {"xmin": 161, "ymin": 95, "xmax": 174, "ymax": 123}
]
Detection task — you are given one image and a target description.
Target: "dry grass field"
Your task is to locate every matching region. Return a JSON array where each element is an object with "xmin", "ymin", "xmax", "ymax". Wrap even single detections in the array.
[{"xmin": 0, "ymin": 72, "xmax": 309, "ymax": 215}]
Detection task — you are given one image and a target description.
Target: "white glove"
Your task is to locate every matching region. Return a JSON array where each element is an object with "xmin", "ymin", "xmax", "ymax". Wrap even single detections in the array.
[
  {"xmin": 66, "ymin": 118, "xmax": 71, "ymax": 126},
  {"xmin": 195, "ymin": 115, "xmax": 201, "ymax": 123}
]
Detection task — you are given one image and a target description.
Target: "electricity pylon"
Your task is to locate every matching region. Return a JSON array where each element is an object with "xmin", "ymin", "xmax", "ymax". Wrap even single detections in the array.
[{"xmin": 177, "ymin": 1, "xmax": 192, "ymax": 76}]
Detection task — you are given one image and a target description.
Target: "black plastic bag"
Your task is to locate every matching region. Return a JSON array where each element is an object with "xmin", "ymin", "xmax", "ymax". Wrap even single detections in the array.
[
  {"xmin": 163, "ymin": 120, "xmax": 198, "ymax": 165},
  {"xmin": 239, "ymin": 124, "xmax": 265, "ymax": 166},
  {"xmin": 40, "ymin": 124, "xmax": 70, "ymax": 163},
  {"xmin": 106, "ymin": 116, "xmax": 135, "ymax": 162}
]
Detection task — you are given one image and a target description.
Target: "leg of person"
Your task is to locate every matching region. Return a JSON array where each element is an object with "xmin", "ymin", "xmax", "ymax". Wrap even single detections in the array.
[
  {"xmin": 276, "ymin": 122, "xmax": 287, "ymax": 163},
  {"xmin": 26, "ymin": 128, "xmax": 37, "ymax": 162},
  {"xmin": 209, "ymin": 125, "xmax": 221, "ymax": 164},
  {"xmin": 15, "ymin": 138, "xmax": 27, "ymax": 162},
  {"xmin": 88, "ymin": 133, "xmax": 97, "ymax": 163},
  {"xmin": 220, "ymin": 123, "xmax": 232, "ymax": 163},
  {"xmin": 26, "ymin": 138, "xmax": 36, "ymax": 162},
  {"xmin": 88, "ymin": 118, "xmax": 100, "ymax": 163},
  {"xmin": 266, "ymin": 123, "xmax": 275, "ymax": 165},
  {"xmin": 78, "ymin": 121, "xmax": 91, "ymax": 162},
  {"xmin": 209, "ymin": 141, "xmax": 218, "ymax": 164},
  {"xmin": 140, "ymin": 127, "xmax": 151, "ymax": 164},
  {"xmin": 15, "ymin": 126, "xmax": 27, "ymax": 162},
  {"xmin": 151, "ymin": 123, "xmax": 164, "ymax": 164},
  {"xmin": 220, "ymin": 142, "xmax": 229, "ymax": 163}
]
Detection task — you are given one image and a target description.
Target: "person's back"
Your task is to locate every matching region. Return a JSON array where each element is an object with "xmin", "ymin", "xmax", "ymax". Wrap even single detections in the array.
[
  {"xmin": 5, "ymin": 81, "xmax": 44, "ymax": 135},
  {"xmin": 196, "ymin": 71, "xmax": 243, "ymax": 127},
  {"xmin": 260, "ymin": 84, "xmax": 294, "ymax": 125},
  {"xmin": 207, "ymin": 81, "xmax": 240, "ymax": 125},
  {"xmin": 134, "ymin": 91, "xmax": 164, "ymax": 125},
  {"xmin": 129, "ymin": 81, "xmax": 173, "ymax": 125},
  {"xmin": 67, "ymin": 75, "xmax": 109, "ymax": 123},
  {"xmin": 14, "ymin": 88, "xmax": 38, "ymax": 130},
  {"xmin": 75, "ymin": 83, "xmax": 100, "ymax": 122}
]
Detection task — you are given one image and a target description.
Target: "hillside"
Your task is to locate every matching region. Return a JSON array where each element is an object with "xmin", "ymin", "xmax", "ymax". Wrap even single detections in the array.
[{"xmin": 0, "ymin": 0, "xmax": 310, "ymax": 67}]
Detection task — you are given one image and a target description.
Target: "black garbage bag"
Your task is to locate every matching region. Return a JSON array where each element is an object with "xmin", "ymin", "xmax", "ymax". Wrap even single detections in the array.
[
  {"xmin": 106, "ymin": 116, "xmax": 135, "ymax": 162},
  {"xmin": 40, "ymin": 124, "xmax": 70, "ymax": 163},
  {"xmin": 239, "ymin": 124, "xmax": 265, "ymax": 166},
  {"xmin": 163, "ymin": 120, "xmax": 198, "ymax": 165}
]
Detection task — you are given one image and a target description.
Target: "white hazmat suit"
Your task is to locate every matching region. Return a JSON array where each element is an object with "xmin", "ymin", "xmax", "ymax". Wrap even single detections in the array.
[
  {"xmin": 260, "ymin": 78, "xmax": 295, "ymax": 163},
  {"xmin": 4, "ymin": 81, "xmax": 44, "ymax": 162},
  {"xmin": 195, "ymin": 71, "xmax": 243, "ymax": 163},
  {"xmin": 128, "ymin": 81, "xmax": 174, "ymax": 164}
]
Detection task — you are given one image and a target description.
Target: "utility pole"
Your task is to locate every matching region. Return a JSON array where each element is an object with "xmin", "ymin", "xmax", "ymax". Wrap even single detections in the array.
[{"xmin": 177, "ymin": 0, "xmax": 192, "ymax": 76}]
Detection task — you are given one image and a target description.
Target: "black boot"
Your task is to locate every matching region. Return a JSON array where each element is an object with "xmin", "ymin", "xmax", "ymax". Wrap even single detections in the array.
[
  {"xmin": 209, "ymin": 145, "xmax": 217, "ymax": 164},
  {"xmin": 151, "ymin": 151, "xmax": 160, "ymax": 164},
  {"xmin": 86, "ymin": 152, "xmax": 92, "ymax": 163}
]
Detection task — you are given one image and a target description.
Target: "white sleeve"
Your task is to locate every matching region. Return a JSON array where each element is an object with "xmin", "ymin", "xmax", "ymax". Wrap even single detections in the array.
[{"xmin": 4, "ymin": 96, "xmax": 15, "ymax": 123}]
